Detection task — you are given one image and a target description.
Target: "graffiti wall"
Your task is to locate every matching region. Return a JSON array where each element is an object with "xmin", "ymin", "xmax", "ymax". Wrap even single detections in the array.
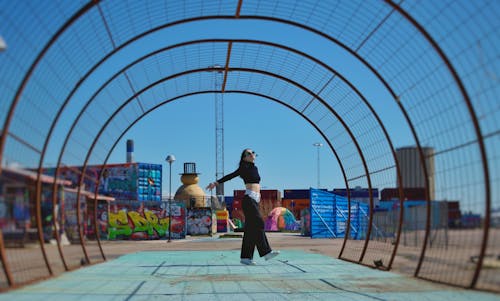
[
  {"xmin": 64, "ymin": 190, "xmax": 86, "ymax": 243},
  {"xmin": 187, "ymin": 207, "xmax": 213, "ymax": 235},
  {"xmin": 86, "ymin": 200, "xmax": 109, "ymax": 240},
  {"xmin": 300, "ymin": 208, "xmax": 311, "ymax": 236},
  {"xmin": 108, "ymin": 200, "xmax": 186, "ymax": 240},
  {"xmin": 265, "ymin": 207, "xmax": 300, "ymax": 231}
]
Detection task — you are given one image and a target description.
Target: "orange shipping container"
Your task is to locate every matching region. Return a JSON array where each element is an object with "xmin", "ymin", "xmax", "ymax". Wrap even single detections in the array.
[{"xmin": 282, "ymin": 198, "xmax": 309, "ymax": 219}]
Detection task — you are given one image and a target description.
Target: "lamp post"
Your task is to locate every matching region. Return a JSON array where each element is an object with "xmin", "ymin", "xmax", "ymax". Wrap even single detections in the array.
[
  {"xmin": 0, "ymin": 36, "xmax": 6, "ymax": 51},
  {"xmin": 165, "ymin": 154, "xmax": 175, "ymax": 242},
  {"xmin": 313, "ymin": 143, "xmax": 323, "ymax": 188}
]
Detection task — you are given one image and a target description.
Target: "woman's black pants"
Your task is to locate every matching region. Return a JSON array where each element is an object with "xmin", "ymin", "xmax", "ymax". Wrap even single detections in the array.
[{"xmin": 241, "ymin": 195, "xmax": 272, "ymax": 259}]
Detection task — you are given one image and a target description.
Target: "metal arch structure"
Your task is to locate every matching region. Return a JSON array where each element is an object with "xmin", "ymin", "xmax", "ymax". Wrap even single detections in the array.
[
  {"xmin": 0, "ymin": 0, "xmax": 498, "ymax": 293},
  {"xmin": 37, "ymin": 38, "xmax": 405, "ymax": 272}
]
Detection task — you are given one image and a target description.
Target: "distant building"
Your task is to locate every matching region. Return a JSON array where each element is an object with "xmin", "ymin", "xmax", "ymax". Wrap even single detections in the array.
[
  {"xmin": 396, "ymin": 146, "xmax": 435, "ymax": 200},
  {"xmin": 43, "ymin": 162, "xmax": 162, "ymax": 202}
]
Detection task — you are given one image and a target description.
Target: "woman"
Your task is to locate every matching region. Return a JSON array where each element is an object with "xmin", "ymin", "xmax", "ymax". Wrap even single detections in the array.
[{"xmin": 206, "ymin": 148, "xmax": 280, "ymax": 265}]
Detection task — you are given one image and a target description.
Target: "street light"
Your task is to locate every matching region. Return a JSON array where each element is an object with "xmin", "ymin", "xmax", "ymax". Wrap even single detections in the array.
[
  {"xmin": 0, "ymin": 36, "xmax": 7, "ymax": 51},
  {"xmin": 165, "ymin": 154, "xmax": 175, "ymax": 242},
  {"xmin": 313, "ymin": 143, "xmax": 323, "ymax": 188}
]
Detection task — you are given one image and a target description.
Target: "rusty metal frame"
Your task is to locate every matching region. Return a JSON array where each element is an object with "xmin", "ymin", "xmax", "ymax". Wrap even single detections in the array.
[
  {"xmin": 0, "ymin": 229, "xmax": 14, "ymax": 287},
  {"xmin": 48, "ymin": 38, "xmax": 403, "ymax": 267},
  {"xmin": 384, "ymin": 0, "xmax": 490, "ymax": 287},
  {"xmin": 35, "ymin": 37, "xmax": 403, "ymax": 270},
  {"xmin": 0, "ymin": 10, "xmax": 420, "ymax": 281},
  {"xmin": 68, "ymin": 66, "xmax": 373, "ymax": 267},
  {"xmin": 92, "ymin": 89, "xmax": 352, "ymax": 249},
  {"xmin": 0, "ymin": 1, "xmax": 486, "ymax": 289},
  {"xmin": 0, "ymin": 1, "xmax": 99, "ymax": 280}
]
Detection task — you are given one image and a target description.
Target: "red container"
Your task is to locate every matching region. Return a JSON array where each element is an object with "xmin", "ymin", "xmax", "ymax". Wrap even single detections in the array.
[
  {"xmin": 234, "ymin": 190, "xmax": 246, "ymax": 197},
  {"xmin": 261, "ymin": 189, "xmax": 281, "ymax": 200},
  {"xmin": 232, "ymin": 197, "xmax": 243, "ymax": 210}
]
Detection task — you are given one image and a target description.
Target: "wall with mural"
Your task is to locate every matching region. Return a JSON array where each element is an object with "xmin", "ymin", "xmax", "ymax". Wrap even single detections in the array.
[
  {"xmin": 86, "ymin": 200, "xmax": 109, "ymax": 240},
  {"xmin": 186, "ymin": 207, "xmax": 213, "ymax": 235},
  {"xmin": 64, "ymin": 189, "xmax": 85, "ymax": 243},
  {"xmin": 44, "ymin": 162, "xmax": 162, "ymax": 202},
  {"xmin": 108, "ymin": 200, "xmax": 186, "ymax": 240}
]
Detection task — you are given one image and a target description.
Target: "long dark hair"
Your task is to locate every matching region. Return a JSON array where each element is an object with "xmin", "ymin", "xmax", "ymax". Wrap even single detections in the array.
[{"xmin": 239, "ymin": 148, "xmax": 251, "ymax": 167}]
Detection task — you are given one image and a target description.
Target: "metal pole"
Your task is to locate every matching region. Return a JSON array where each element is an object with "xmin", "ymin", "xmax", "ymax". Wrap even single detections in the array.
[
  {"xmin": 166, "ymin": 154, "xmax": 175, "ymax": 242},
  {"xmin": 168, "ymin": 161, "xmax": 172, "ymax": 242},
  {"xmin": 313, "ymin": 143, "xmax": 323, "ymax": 188},
  {"xmin": 317, "ymin": 146, "xmax": 320, "ymax": 188}
]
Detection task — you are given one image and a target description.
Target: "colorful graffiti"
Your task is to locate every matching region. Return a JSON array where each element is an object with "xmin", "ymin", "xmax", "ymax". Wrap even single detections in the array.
[
  {"xmin": 187, "ymin": 207, "xmax": 213, "ymax": 235},
  {"xmin": 300, "ymin": 208, "xmax": 311, "ymax": 236},
  {"xmin": 108, "ymin": 200, "xmax": 186, "ymax": 240},
  {"xmin": 265, "ymin": 207, "xmax": 300, "ymax": 231},
  {"xmin": 86, "ymin": 201, "xmax": 108, "ymax": 239},
  {"xmin": 216, "ymin": 210, "xmax": 229, "ymax": 233},
  {"xmin": 44, "ymin": 162, "xmax": 162, "ymax": 201}
]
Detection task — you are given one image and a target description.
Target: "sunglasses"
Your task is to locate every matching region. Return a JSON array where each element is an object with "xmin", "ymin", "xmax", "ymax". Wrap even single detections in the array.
[{"xmin": 245, "ymin": 151, "xmax": 256, "ymax": 157}]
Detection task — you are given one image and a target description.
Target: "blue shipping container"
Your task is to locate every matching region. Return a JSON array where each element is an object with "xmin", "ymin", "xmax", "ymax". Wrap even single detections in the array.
[{"xmin": 309, "ymin": 188, "xmax": 368, "ymax": 239}]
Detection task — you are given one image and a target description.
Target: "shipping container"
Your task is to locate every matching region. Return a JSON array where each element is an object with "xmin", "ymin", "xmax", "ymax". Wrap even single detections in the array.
[
  {"xmin": 232, "ymin": 197, "xmax": 243, "ymax": 210},
  {"xmin": 231, "ymin": 207, "xmax": 245, "ymax": 227},
  {"xmin": 224, "ymin": 196, "xmax": 234, "ymax": 213},
  {"xmin": 461, "ymin": 213, "xmax": 481, "ymax": 228},
  {"xmin": 136, "ymin": 163, "xmax": 162, "ymax": 201},
  {"xmin": 235, "ymin": 189, "xmax": 281, "ymax": 200},
  {"xmin": 283, "ymin": 188, "xmax": 328, "ymax": 199},
  {"xmin": 233, "ymin": 189, "xmax": 281, "ymax": 221},
  {"xmin": 309, "ymin": 188, "xmax": 369, "ymax": 239},
  {"xmin": 261, "ymin": 189, "xmax": 281, "ymax": 200},
  {"xmin": 332, "ymin": 187, "xmax": 379, "ymax": 207},
  {"xmin": 381, "ymin": 187, "xmax": 426, "ymax": 201},
  {"xmin": 234, "ymin": 190, "xmax": 246, "ymax": 197},
  {"xmin": 283, "ymin": 189, "xmax": 310, "ymax": 199},
  {"xmin": 282, "ymin": 198, "xmax": 310, "ymax": 219}
]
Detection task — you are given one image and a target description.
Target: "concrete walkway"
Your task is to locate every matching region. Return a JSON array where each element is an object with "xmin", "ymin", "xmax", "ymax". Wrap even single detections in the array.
[{"xmin": 1, "ymin": 250, "xmax": 499, "ymax": 300}]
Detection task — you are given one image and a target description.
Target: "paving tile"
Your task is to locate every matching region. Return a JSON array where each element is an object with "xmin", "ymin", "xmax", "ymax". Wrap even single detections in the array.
[{"xmin": 1, "ymin": 250, "xmax": 498, "ymax": 301}]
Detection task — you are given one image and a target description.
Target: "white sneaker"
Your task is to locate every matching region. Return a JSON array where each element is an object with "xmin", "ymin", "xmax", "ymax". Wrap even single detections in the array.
[
  {"xmin": 264, "ymin": 250, "xmax": 280, "ymax": 261},
  {"xmin": 240, "ymin": 258, "xmax": 256, "ymax": 265}
]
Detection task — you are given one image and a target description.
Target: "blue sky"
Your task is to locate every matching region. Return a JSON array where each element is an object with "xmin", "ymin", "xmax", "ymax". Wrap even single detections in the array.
[
  {"xmin": 108, "ymin": 92, "xmax": 342, "ymax": 196},
  {"xmin": 106, "ymin": 90, "xmax": 412, "ymax": 197},
  {"xmin": 0, "ymin": 2, "xmax": 495, "ymax": 214},
  {"xmin": 1, "ymin": 15, "xmax": 416, "ymax": 199},
  {"xmin": 71, "ymin": 19, "xmax": 416, "ymax": 198}
]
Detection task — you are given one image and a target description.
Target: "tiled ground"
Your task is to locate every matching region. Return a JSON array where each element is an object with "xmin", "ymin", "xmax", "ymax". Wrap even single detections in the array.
[{"xmin": 1, "ymin": 250, "xmax": 499, "ymax": 301}]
